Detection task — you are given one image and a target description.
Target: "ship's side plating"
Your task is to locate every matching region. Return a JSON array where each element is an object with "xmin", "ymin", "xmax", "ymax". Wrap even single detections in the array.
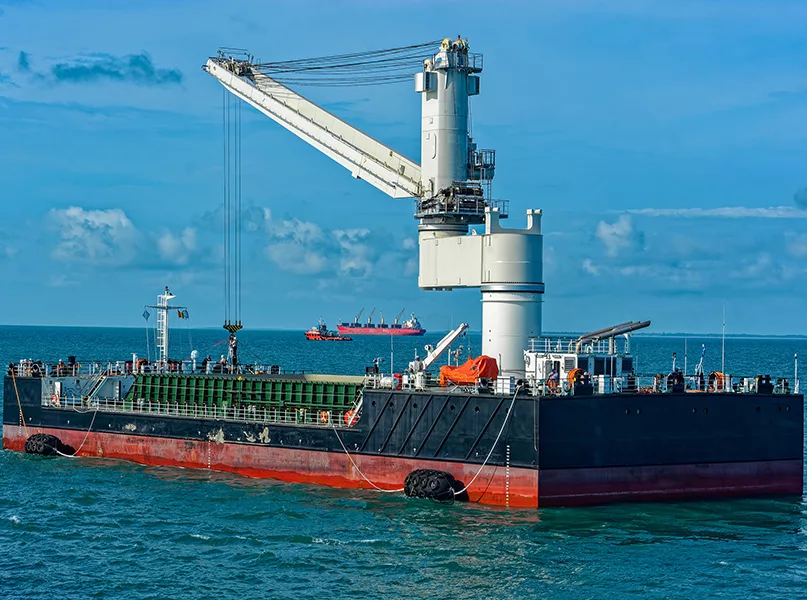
[{"xmin": 4, "ymin": 373, "xmax": 802, "ymax": 507}]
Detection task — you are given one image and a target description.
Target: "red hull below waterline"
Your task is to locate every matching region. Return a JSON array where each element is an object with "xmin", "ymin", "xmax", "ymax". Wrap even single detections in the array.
[
  {"xmin": 336, "ymin": 327, "xmax": 425, "ymax": 336},
  {"xmin": 3, "ymin": 425, "xmax": 801, "ymax": 508},
  {"xmin": 304, "ymin": 333, "xmax": 352, "ymax": 341}
]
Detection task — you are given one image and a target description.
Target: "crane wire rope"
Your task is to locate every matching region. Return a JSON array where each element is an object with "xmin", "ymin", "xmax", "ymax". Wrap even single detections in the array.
[
  {"xmin": 245, "ymin": 39, "xmax": 443, "ymax": 87},
  {"xmin": 222, "ymin": 85, "xmax": 244, "ymax": 331},
  {"xmin": 236, "ymin": 95, "xmax": 242, "ymax": 326},
  {"xmin": 222, "ymin": 86, "xmax": 230, "ymax": 327}
]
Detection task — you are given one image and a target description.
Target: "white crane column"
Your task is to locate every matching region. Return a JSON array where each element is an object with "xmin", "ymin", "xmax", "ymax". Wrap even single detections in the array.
[
  {"xmin": 418, "ymin": 41, "xmax": 472, "ymax": 196},
  {"xmin": 480, "ymin": 209, "xmax": 544, "ymax": 377}
]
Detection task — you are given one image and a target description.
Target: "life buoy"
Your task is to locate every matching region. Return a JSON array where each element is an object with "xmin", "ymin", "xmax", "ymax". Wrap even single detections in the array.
[
  {"xmin": 319, "ymin": 411, "xmax": 329, "ymax": 424},
  {"xmin": 50, "ymin": 393, "xmax": 60, "ymax": 406},
  {"xmin": 708, "ymin": 371, "xmax": 724, "ymax": 392},
  {"xmin": 344, "ymin": 410, "xmax": 358, "ymax": 426},
  {"xmin": 567, "ymin": 368, "xmax": 584, "ymax": 385}
]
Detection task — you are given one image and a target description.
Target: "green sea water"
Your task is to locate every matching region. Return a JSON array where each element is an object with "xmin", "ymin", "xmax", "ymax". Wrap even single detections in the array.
[{"xmin": 1, "ymin": 326, "xmax": 806, "ymax": 599}]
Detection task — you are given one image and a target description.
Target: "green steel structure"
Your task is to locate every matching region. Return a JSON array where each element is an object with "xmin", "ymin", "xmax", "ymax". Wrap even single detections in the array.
[{"xmin": 125, "ymin": 374, "xmax": 363, "ymax": 413}]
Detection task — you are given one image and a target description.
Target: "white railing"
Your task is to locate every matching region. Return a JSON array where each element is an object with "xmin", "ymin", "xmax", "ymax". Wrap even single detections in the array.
[
  {"xmin": 43, "ymin": 395, "xmax": 360, "ymax": 428},
  {"xmin": 528, "ymin": 337, "xmax": 627, "ymax": 355},
  {"xmin": 526, "ymin": 374, "xmax": 797, "ymax": 397},
  {"xmin": 6, "ymin": 360, "xmax": 304, "ymax": 378}
]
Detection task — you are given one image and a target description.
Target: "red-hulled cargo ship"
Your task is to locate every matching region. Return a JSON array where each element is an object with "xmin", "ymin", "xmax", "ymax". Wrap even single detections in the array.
[{"xmin": 337, "ymin": 309, "xmax": 425, "ymax": 337}]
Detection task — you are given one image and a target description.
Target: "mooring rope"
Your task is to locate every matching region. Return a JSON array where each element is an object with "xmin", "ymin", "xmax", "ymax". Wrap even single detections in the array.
[
  {"xmin": 55, "ymin": 408, "xmax": 98, "ymax": 458},
  {"xmin": 331, "ymin": 422, "xmax": 404, "ymax": 493},
  {"xmin": 10, "ymin": 369, "xmax": 29, "ymax": 438},
  {"xmin": 452, "ymin": 385, "xmax": 521, "ymax": 497}
]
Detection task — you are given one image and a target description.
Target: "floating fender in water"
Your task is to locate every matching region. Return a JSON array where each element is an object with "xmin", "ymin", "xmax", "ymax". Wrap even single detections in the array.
[
  {"xmin": 404, "ymin": 469, "xmax": 465, "ymax": 502},
  {"xmin": 24, "ymin": 433, "xmax": 72, "ymax": 456}
]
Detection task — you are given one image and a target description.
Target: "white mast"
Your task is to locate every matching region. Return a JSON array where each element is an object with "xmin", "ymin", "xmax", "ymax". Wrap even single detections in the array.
[
  {"xmin": 145, "ymin": 286, "xmax": 186, "ymax": 372},
  {"xmin": 157, "ymin": 287, "xmax": 174, "ymax": 368},
  {"xmin": 721, "ymin": 301, "xmax": 726, "ymax": 391}
]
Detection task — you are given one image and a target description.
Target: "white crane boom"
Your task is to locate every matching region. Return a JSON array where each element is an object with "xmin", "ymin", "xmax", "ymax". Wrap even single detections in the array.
[
  {"xmin": 204, "ymin": 58, "xmax": 422, "ymax": 199},
  {"xmin": 418, "ymin": 323, "xmax": 469, "ymax": 371}
]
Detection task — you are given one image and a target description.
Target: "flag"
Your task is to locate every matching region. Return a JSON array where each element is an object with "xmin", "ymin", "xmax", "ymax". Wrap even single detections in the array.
[
  {"xmin": 177, "ymin": 310, "xmax": 183, "ymax": 318},
  {"xmin": 142, "ymin": 309, "xmax": 150, "ymax": 321},
  {"xmin": 183, "ymin": 310, "xmax": 189, "ymax": 319}
]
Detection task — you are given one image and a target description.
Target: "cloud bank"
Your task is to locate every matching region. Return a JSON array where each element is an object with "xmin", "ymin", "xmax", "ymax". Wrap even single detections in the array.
[
  {"xmin": 595, "ymin": 215, "xmax": 643, "ymax": 257},
  {"xmin": 49, "ymin": 207, "xmax": 139, "ymax": 264},
  {"xmin": 17, "ymin": 51, "xmax": 182, "ymax": 86},
  {"xmin": 625, "ymin": 206, "xmax": 807, "ymax": 219}
]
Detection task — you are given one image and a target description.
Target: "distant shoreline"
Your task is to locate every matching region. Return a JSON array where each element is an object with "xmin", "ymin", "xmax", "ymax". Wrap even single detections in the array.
[{"xmin": 1, "ymin": 324, "xmax": 805, "ymax": 340}]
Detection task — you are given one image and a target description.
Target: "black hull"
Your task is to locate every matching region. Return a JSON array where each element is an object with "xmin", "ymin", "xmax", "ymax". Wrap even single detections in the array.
[{"xmin": 4, "ymin": 376, "xmax": 804, "ymax": 507}]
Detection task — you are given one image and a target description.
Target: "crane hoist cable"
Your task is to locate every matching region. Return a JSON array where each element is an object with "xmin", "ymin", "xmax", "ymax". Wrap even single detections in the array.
[
  {"xmin": 247, "ymin": 39, "xmax": 444, "ymax": 87},
  {"xmin": 222, "ymin": 84, "xmax": 243, "ymax": 334},
  {"xmin": 215, "ymin": 39, "xmax": 449, "ymax": 333}
]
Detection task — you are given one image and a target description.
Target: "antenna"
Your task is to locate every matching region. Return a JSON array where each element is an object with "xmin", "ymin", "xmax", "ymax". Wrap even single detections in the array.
[
  {"xmin": 721, "ymin": 301, "xmax": 726, "ymax": 391},
  {"xmin": 795, "ymin": 353, "xmax": 799, "ymax": 395},
  {"xmin": 684, "ymin": 338, "xmax": 688, "ymax": 377}
]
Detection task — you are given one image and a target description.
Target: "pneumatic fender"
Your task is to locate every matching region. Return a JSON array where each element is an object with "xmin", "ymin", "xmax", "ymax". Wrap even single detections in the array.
[{"xmin": 404, "ymin": 469, "xmax": 466, "ymax": 502}]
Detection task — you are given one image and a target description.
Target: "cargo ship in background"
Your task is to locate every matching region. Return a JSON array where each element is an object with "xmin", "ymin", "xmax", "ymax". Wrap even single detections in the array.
[
  {"xmin": 337, "ymin": 308, "xmax": 425, "ymax": 337},
  {"xmin": 3, "ymin": 38, "xmax": 803, "ymax": 509},
  {"xmin": 305, "ymin": 319, "xmax": 352, "ymax": 341}
]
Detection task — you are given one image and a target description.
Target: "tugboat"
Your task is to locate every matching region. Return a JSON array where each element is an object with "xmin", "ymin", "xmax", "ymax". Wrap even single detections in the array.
[{"xmin": 305, "ymin": 318, "xmax": 352, "ymax": 341}]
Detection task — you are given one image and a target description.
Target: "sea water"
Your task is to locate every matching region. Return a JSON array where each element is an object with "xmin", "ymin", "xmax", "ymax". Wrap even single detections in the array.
[{"xmin": 1, "ymin": 327, "xmax": 806, "ymax": 599}]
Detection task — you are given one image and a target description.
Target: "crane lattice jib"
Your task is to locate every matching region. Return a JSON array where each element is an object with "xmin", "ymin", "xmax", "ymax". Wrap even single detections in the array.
[{"xmin": 204, "ymin": 58, "xmax": 422, "ymax": 199}]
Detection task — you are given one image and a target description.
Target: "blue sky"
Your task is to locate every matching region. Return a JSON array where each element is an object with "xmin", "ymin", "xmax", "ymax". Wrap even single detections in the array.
[{"xmin": 0, "ymin": 0, "xmax": 806, "ymax": 334}]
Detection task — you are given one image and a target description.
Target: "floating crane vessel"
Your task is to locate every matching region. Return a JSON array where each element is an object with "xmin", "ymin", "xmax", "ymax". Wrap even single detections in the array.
[{"xmin": 3, "ymin": 38, "xmax": 803, "ymax": 507}]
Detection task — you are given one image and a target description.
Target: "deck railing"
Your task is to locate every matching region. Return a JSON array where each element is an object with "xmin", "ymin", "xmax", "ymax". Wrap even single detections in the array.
[
  {"xmin": 42, "ymin": 395, "xmax": 359, "ymax": 429},
  {"xmin": 8, "ymin": 360, "xmax": 310, "ymax": 378}
]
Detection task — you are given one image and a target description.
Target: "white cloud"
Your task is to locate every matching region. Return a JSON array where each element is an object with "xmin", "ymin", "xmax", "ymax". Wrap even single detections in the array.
[
  {"xmin": 47, "ymin": 275, "xmax": 78, "ymax": 288},
  {"xmin": 265, "ymin": 242, "xmax": 327, "ymax": 274},
  {"xmin": 49, "ymin": 206, "xmax": 138, "ymax": 264},
  {"xmin": 596, "ymin": 215, "xmax": 641, "ymax": 257},
  {"xmin": 259, "ymin": 209, "xmax": 418, "ymax": 280},
  {"xmin": 582, "ymin": 258, "xmax": 599, "ymax": 275},
  {"xmin": 625, "ymin": 206, "xmax": 807, "ymax": 219},
  {"xmin": 333, "ymin": 228, "xmax": 373, "ymax": 277},
  {"xmin": 403, "ymin": 258, "xmax": 418, "ymax": 277},
  {"xmin": 0, "ymin": 230, "xmax": 15, "ymax": 259},
  {"xmin": 157, "ymin": 227, "xmax": 197, "ymax": 265},
  {"xmin": 743, "ymin": 253, "xmax": 774, "ymax": 277},
  {"xmin": 785, "ymin": 232, "xmax": 807, "ymax": 258}
]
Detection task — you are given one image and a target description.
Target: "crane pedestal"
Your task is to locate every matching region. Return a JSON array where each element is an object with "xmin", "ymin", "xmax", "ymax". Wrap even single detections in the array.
[{"xmin": 482, "ymin": 285, "xmax": 543, "ymax": 378}]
